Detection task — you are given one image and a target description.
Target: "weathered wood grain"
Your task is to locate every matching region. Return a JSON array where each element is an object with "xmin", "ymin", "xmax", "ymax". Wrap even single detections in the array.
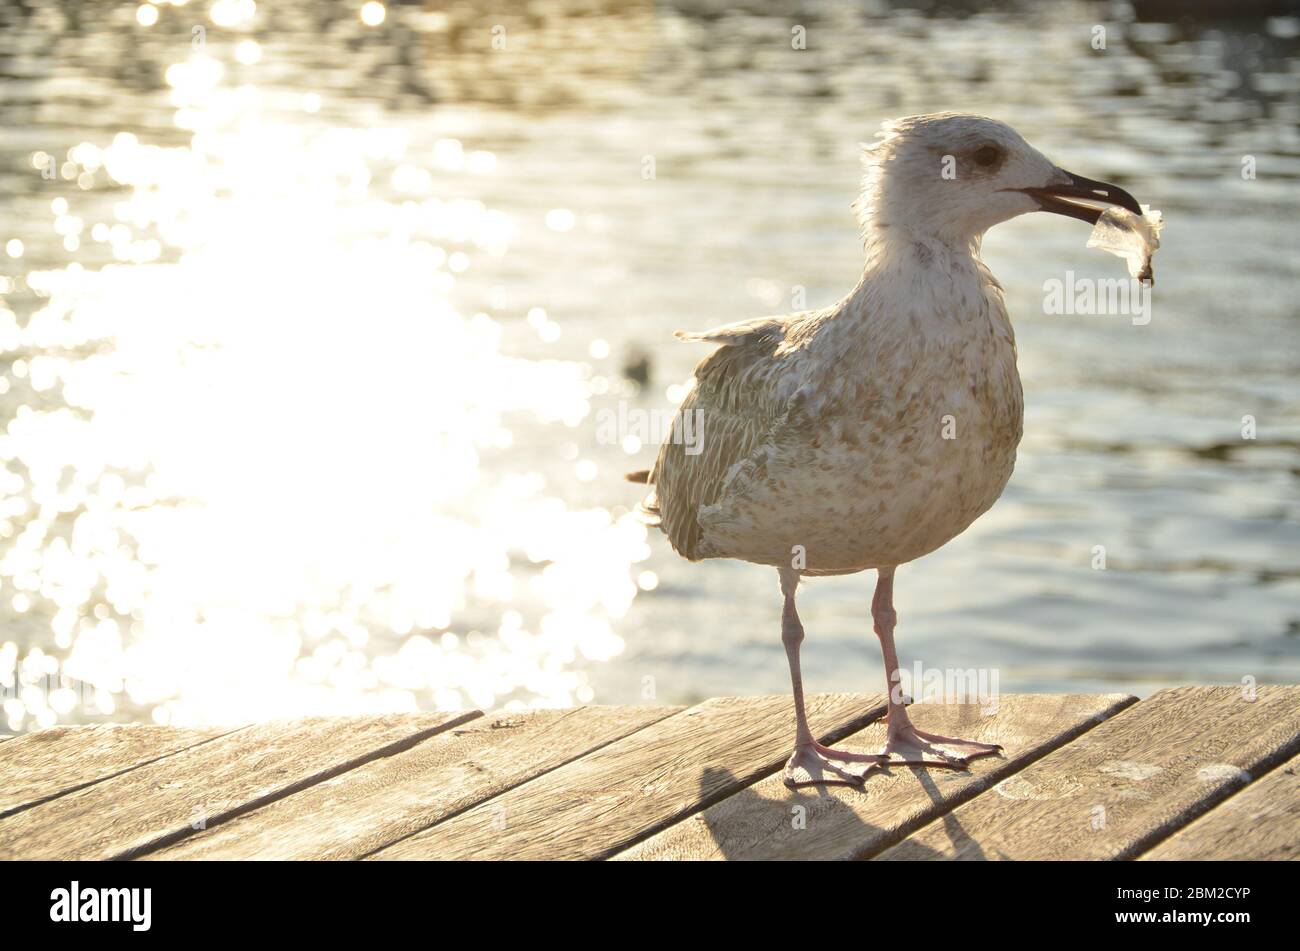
[
  {"xmin": 615, "ymin": 693, "xmax": 1135, "ymax": 860},
  {"xmin": 147, "ymin": 705, "xmax": 680, "ymax": 860},
  {"xmin": 0, "ymin": 724, "xmax": 229, "ymax": 817},
  {"xmin": 369, "ymin": 693, "xmax": 886, "ymax": 861},
  {"xmin": 876, "ymin": 685, "xmax": 1300, "ymax": 861},
  {"xmin": 1140, "ymin": 752, "xmax": 1300, "ymax": 861},
  {"xmin": 0, "ymin": 713, "xmax": 472, "ymax": 860}
]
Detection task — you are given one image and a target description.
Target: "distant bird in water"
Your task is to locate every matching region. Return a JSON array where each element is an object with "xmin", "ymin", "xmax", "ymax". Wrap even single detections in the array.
[
  {"xmin": 621, "ymin": 347, "xmax": 653, "ymax": 389},
  {"xmin": 630, "ymin": 113, "xmax": 1147, "ymax": 786}
]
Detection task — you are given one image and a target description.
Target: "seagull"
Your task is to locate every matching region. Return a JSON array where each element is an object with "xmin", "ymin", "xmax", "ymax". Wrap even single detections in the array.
[{"xmin": 629, "ymin": 113, "xmax": 1146, "ymax": 787}]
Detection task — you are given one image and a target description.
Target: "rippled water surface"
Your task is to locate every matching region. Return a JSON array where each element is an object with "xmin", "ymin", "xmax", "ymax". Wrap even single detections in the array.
[{"xmin": 1, "ymin": 0, "xmax": 1297, "ymax": 729}]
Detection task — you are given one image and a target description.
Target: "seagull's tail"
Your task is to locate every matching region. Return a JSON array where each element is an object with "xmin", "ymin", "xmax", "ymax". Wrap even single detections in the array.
[
  {"xmin": 625, "ymin": 470, "xmax": 661, "ymax": 527},
  {"xmin": 634, "ymin": 493, "xmax": 661, "ymax": 527}
]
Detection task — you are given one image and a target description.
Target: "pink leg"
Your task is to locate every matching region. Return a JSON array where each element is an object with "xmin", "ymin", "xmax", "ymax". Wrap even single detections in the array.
[
  {"xmin": 779, "ymin": 569, "xmax": 885, "ymax": 788},
  {"xmin": 871, "ymin": 566, "xmax": 1002, "ymax": 767}
]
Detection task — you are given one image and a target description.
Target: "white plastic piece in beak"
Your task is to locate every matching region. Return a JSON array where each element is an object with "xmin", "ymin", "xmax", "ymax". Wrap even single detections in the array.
[{"xmin": 1086, "ymin": 204, "xmax": 1164, "ymax": 285}]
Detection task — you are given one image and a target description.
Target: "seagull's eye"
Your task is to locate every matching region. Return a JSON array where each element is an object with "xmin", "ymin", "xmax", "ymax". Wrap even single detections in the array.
[{"xmin": 973, "ymin": 145, "xmax": 1002, "ymax": 167}]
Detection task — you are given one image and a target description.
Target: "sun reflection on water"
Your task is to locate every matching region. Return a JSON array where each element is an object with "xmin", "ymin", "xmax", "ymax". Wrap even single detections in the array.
[{"xmin": 0, "ymin": 38, "xmax": 647, "ymax": 729}]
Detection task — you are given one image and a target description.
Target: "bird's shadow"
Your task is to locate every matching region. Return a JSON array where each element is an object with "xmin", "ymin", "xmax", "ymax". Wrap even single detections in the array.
[
  {"xmin": 697, "ymin": 764, "xmax": 987, "ymax": 860},
  {"xmin": 874, "ymin": 764, "xmax": 991, "ymax": 860}
]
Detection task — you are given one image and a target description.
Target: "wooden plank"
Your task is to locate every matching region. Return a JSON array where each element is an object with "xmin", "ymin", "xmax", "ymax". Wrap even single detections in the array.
[
  {"xmin": 0, "ymin": 712, "xmax": 472, "ymax": 860},
  {"xmin": 1140, "ymin": 752, "xmax": 1300, "ymax": 861},
  {"xmin": 0, "ymin": 724, "xmax": 229, "ymax": 817},
  {"xmin": 369, "ymin": 692, "xmax": 886, "ymax": 861},
  {"xmin": 146, "ymin": 705, "xmax": 681, "ymax": 860},
  {"xmin": 876, "ymin": 685, "xmax": 1300, "ymax": 861},
  {"xmin": 615, "ymin": 693, "xmax": 1135, "ymax": 860}
]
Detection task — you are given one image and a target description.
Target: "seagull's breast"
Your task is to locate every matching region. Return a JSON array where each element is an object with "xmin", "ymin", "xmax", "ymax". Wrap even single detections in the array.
[{"xmin": 697, "ymin": 267, "xmax": 1023, "ymax": 572}]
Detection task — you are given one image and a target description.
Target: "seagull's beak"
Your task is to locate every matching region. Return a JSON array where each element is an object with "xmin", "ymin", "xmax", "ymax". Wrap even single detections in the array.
[{"xmin": 1008, "ymin": 170, "xmax": 1144, "ymax": 225}]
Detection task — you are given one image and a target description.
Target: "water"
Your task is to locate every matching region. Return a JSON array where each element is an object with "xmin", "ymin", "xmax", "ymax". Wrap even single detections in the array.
[{"xmin": 1, "ymin": 0, "xmax": 1297, "ymax": 729}]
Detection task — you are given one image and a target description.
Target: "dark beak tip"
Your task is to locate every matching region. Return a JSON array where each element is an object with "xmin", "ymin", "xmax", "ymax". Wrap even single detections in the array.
[{"xmin": 1019, "ymin": 170, "xmax": 1145, "ymax": 225}]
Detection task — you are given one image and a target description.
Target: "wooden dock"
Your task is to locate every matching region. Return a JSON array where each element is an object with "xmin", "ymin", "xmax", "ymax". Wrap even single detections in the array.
[{"xmin": 1, "ymin": 686, "xmax": 1296, "ymax": 860}]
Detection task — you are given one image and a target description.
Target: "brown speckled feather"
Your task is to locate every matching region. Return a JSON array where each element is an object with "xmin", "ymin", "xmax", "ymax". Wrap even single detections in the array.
[{"xmin": 639, "ymin": 317, "xmax": 795, "ymax": 560}]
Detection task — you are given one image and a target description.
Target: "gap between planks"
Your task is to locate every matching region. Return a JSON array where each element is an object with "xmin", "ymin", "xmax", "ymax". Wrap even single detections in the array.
[
  {"xmin": 613, "ymin": 693, "xmax": 1136, "ymax": 860},
  {"xmin": 0, "ymin": 713, "xmax": 478, "ymax": 860},
  {"xmin": 368, "ymin": 693, "xmax": 890, "ymax": 861},
  {"xmin": 875, "ymin": 685, "xmax": 1300, "ymax": 861},
  {"xmin": 149, "ymin": 705, "xmax": 684, "ymax": 860},
  {"xmin": 1138, "ymin": 749, "xmax": 1300, "ymax": 861},
  {"xmin": 0, "ymin": 724, "xmax": 238, "ymax": 819}
]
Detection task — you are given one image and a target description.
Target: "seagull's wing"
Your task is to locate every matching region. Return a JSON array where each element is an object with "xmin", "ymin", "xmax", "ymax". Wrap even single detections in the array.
[{"xmin": 639, "ymin": 315, "xmax": 798, "ymax": 560}]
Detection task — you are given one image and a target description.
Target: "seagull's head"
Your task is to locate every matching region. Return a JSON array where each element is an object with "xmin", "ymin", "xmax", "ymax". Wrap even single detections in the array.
[{"xmin": 856, "ymin": 113, "xmax": 1142, "ymax": 248}]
